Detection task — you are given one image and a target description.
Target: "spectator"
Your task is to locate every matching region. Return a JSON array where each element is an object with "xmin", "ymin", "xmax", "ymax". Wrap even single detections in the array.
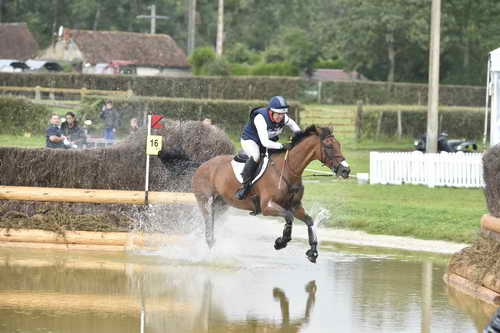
[
  {"xmin": 129, "ymin": 118, "xmax": 140, "ymax": 134},
  {"xmin": 61, "ymin": 112, "xmax": 87, "ymax": 148},
  {"xmin": 99, "ymin": 100, "xmax": 119, "ymax": 140},
  {"xmin": 46, "ymin": 114, "xmax": 66, "ymax": 149}
]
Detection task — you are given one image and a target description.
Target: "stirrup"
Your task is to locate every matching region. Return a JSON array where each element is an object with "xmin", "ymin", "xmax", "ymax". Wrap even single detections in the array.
[{"xmin": 235, "ymin": 184, "xmax": 250, "ymax": 200}]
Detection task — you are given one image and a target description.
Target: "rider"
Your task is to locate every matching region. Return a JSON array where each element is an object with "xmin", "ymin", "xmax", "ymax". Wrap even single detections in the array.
[{"xmin": 235, "ymin": 96, "xmax": 301, "ymax": 200}]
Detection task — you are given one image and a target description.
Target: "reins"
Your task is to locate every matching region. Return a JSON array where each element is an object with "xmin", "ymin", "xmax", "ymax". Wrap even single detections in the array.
[{"xmin": 278, "ymin": 150, "xmax": 289, "ymax": 189}]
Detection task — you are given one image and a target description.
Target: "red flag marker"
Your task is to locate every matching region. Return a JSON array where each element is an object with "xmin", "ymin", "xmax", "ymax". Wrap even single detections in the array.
[{"xmin": 151, "ymin": 114, "xmax": 164, "ymax": 129}]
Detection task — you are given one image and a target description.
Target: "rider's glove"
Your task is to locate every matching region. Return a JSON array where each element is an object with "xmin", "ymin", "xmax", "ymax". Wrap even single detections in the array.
[{"xmin": 281, "ymin": 143, "xmax": 293, "ymax": 151}]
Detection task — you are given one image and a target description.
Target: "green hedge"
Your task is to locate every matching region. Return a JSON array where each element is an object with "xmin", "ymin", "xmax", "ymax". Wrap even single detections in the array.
[
  {"xmin": 81, "ymin": 96, "xmax": 303, "ymax": 137},
  {"xmin": 0, "ymin": 72, "xmax": 485, "ymax": 106},
  {"xmin": 0, "ymin": 97, "xmax": 50, "ymax": 135},
  {"xmin": 361, "ymin": 109, "xmax": 486, "ymax": 139}
]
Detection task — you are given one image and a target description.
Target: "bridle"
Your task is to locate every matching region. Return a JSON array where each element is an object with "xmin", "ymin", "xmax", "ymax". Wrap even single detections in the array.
[{"xmin": 319, "ymin": 135, "xmax": 342, "ymax": 169}]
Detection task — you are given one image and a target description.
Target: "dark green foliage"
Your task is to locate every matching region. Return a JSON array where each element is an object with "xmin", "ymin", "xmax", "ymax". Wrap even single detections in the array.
[
  {"xmin": 0, "ymin": 72, "xmax": 485, "ymax": 106},
  {"xmin": 81, "ymin": 96, "xmax": 303, "ymax": 137},
  {"xmin": 206, "ymin": 58, "xmax": 232, "ymax": 76},
  {"xmin": 0, "ymin": 97, "xmax": 50, "ymax": 135},
  {"xmin": 361, "ymin": 109, "xmax": 486, "ymax": 139},
  {"xmin": 189, "ymin": 47, "xmax": 217, "ymax": 75}
]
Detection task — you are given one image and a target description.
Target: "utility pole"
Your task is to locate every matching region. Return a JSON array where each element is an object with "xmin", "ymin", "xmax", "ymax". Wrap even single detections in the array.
[
  {"xmin": 426, "ymin": 0, "xmax": 441, "ymax": 153},
  {"xmin": 187, "ymin": 0, "xmax": 197, "ymax": 56},
  {"xmin": 216, "ymin": 0, "xmax": 224, "ymax": 56},
  {"xmin": 136, "ymin": 4, "xmax": 169, "ymax": 34}
]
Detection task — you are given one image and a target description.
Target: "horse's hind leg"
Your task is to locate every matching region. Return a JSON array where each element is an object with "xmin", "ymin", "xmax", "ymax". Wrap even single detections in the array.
[
  {"xmin": 292, "ymin": 206, "xmax": 318, "ymax": 263},
  {"xmin": 195, "ymin": 194, "xmax": 215, "ymax": 249}
]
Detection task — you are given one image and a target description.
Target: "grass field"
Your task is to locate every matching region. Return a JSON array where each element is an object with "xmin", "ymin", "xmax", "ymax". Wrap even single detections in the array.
[{"xmin": 0, "ymin": 103, "xmax": 487, "ymax": 244}]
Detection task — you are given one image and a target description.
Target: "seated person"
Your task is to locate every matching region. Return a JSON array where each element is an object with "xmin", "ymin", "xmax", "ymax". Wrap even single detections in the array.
[
  {"xmin": 60, "ymin": 112, "xmax": 87, "ymax": 148},
  {"xmin": 46, "ymin": 114, "xmax": 66, "ymax": 149}
]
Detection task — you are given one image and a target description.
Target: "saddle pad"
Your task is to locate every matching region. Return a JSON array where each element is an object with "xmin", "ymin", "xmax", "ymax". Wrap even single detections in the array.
[{"xmin": 231, "ymin": 154, "xmax": 269, "ymax": 184}]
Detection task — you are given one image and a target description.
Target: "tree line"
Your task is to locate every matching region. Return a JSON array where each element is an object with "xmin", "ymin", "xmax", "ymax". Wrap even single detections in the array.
[{"xmin": 1, "ymin": 0, "xmax": 499, "ymax": 85}]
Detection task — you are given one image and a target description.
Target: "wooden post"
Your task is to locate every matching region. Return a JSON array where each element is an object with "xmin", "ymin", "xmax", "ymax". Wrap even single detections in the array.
[
  {"xmin": 376, "ymin": 111, "xmax": 384, "ymax": 138},
  {"xmin": 35, "ymin": 86, "xmax": 41, "ymax": 100},
  {"xmin": 355, "ymin": 100, "xmax": 363, "ymax": 141},
  {"xmin": 426, "ymin": 0, "xmax": 441, "ymax": 153},
  {"xmin": 127, "ymin": 88, "xmax": 134, "ymax": 98},
  {"xmin": 317, "ymin": 81, "xmax": 322, "ymax": 104},
  {"xmin": 397, "ymin": 110, "xmax": 402, "ymax": 138},
  {"xmin": 49, "ymin": 90, "xmax": 55, "ymax": 100},
  {"xmin": 80, "ymin": 87, "xmax": 87, "ymax": 100}
]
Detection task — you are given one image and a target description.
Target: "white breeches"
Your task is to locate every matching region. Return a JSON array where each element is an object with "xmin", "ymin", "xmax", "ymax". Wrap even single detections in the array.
[{"xmin": 240, "ymin": 139, "xmax": 261, "ymax": 162}]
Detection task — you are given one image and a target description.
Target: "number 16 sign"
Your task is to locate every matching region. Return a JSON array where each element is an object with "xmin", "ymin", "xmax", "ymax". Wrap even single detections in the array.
[{"xmin": 146, "ymin": 135, "xmax": 162, "ymax": 155}]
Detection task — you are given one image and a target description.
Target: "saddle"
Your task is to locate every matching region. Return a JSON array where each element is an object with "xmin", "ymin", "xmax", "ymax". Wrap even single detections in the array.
[{"xmin": 230, "ymin": 151, "xmax": 270, "ymax": 184}]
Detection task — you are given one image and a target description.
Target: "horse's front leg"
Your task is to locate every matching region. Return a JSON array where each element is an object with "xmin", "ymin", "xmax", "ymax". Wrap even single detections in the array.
[
  {"xmin": 292, "ymin": 205, "xmax": 318, "ymax": 263},
  {"xmin": 261, "ymin": 200, "xmax": 294, "ymax": 250}
]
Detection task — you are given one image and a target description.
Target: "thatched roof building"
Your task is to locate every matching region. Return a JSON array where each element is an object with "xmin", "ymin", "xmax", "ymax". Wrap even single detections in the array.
[
  {"xmin": 0, "ymin": 23, "xmax": 39, "ymax": 60},
  {"xmin": 39, "ymin": 27, "xmax": 189, "ymax": 76}
]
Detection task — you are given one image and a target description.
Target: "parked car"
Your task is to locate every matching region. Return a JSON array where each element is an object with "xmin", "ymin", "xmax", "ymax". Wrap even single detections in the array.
[{"xmin": 414, "ymin": 132, "xmax": 478, "ymax": 153}]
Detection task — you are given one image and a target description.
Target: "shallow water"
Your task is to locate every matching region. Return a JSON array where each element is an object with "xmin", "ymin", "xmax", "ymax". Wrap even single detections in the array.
[{"xmin": 0, "ymin": 216, "xmax": 494, "ymax": 333}]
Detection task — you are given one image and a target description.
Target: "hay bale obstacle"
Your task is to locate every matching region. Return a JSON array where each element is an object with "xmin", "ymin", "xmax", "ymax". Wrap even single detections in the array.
[
  {"xmin": 446, "ymin": 144, "xmax": 500, "ymax": 305},
  {"xmin": 0, "ymin": 120, "xmax": 234, "ymax": 242}
]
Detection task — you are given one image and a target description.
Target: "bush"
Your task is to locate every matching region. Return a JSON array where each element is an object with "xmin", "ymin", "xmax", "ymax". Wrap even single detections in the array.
[
  {"xmin": 189, "ymin": 47, "xmax": 216, "ymax": 75},
  {"xmin": 0, "ymin": 97, "xmax": 50, "ymax": 135},
  {"xmin": 0, "ymin": 72, "xmax": 486, "ymax": 106},
  {"xmin": 206, "ymin": 58, "xmax": 231, "ymax": 76},
  {"xmin": 225, "ymin": 43, "xmax": 260, "ymax": 65},
  {"xmin": 81, "ymin": 96, "xmax": 304, "ymax": 138},
  {"xmin": 250, "ymin": 62, "xmax": 299, "ymax": 76},
  {"xmin": 361, "ymin": 109, "xmax": 486, "ymax": 139}
]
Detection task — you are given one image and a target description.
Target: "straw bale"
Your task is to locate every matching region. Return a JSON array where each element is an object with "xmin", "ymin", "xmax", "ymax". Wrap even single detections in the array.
[
  {"xmin": 0, "ymin": 120, "xmax": 234, "ymax": 192},
  {"xmin": 0, "ymin": 120, "xmax": 234, "ymax": 233},
  {"xmin": 483, "ymin": 145, "xmax": 500, "ymax": 216}
]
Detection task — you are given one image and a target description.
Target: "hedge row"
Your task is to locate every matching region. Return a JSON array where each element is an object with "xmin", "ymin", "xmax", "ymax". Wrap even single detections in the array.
[
  {"xmin": 0, "ymin": 72, "xmax": 486, "ymax": 106},
  {"xmin": 0, "ymin": 97, "xmax": 50, "ymax": 135},
  {"xmin": 360, "ymin": 109, "xmax": 486, "ymax": 139},
  {"xmin": 81, "ymin": 96, "xmax": 303, "ymax": 137}
]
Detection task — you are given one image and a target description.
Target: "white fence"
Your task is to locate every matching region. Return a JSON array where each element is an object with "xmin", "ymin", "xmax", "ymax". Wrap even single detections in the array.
[{"xmin": 369, "ymin": 151, "xmax": 484, "ymax": 188}]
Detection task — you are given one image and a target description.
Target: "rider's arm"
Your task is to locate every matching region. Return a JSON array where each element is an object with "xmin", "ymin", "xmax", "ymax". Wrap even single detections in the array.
[
  {"xmin": 254, "ymin": 114, "xmax": 284, "ymax": 149},
  {"xmin": 284, "ymin": 115, "xmax": 301, "ymax": 133}
]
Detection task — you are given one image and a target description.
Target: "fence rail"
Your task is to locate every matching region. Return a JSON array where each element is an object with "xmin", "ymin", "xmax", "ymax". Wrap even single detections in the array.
[
  {"xmin": 369, "ymin": 151, "xmax": 484, "ymax": 188},
  {"xmin": 0, "ymin": 85, "xmax": 132, "ymax": 100}
]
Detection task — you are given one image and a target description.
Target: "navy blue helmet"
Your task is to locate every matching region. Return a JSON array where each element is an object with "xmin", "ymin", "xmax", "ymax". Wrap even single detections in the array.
[{"xmin": 268, "ymin": 96, "xmax": 289, "ymax": 113}]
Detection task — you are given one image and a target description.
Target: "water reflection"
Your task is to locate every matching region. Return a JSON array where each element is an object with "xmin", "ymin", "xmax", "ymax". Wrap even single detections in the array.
[
  {"xmin": 271, "ymin": 281, "xmax": 316, "ymax": 332},
  {"xmin": 0, "ymin": 246, "xmax": 494, "ymax": 333}
]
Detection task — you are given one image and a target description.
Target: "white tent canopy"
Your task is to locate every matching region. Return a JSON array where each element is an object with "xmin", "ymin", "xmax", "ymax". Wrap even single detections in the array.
[{"xmin": 486, "ymin": 47, "xmax": 500, "ymax": 146}]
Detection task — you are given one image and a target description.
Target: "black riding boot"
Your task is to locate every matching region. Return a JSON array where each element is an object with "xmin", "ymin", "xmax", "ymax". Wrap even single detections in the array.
[{"xmin": 235, "ymin": 157, "xmax": 258, "ymax": 200}]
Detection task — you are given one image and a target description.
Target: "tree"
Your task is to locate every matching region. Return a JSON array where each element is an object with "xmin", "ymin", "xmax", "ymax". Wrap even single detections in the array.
[{"xmin": 334, "ymin": 0, "xmax": 431, "ymax": 82}]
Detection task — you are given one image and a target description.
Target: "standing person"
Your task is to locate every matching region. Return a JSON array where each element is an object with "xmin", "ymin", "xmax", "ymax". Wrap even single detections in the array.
[
  {"xmin": 100, "ymin": 100, "xmax": 119, "ymax": 140},
  {"xmin": 235, "ymin": 96, "xmax": 302, "ymax": 200},
  {"xmin": 46, "ymin": 114, "xmax": 66, "ymax": 149},
  {"xmin": 129, "ymin": 118, "xmax": 140, "ymax": 134},
  {"xmin": 61, "ymin": 112, "xmax": 87, "ymax": 148}
]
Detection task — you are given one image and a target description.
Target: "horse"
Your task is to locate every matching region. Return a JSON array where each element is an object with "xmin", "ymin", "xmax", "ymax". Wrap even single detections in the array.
[{"xmin": 191, "ymin": 125, "xmax": 351, "ymax": 263}]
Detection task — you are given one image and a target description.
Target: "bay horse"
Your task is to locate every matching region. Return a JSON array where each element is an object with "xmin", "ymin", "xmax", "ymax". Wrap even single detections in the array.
[{"xmin": 191, "ymin": 125, "xmax": 351, "ymax": 263}]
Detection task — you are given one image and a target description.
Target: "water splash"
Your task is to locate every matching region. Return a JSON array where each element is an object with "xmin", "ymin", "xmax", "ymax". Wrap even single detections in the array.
[{"xmin": 307, "ymin": 203, "xmax": 331, "ymax": 229}]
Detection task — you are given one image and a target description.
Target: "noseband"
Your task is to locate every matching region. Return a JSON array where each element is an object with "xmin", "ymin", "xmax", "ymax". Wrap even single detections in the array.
[{"xmin": 320, "ymin": 135, "xmax": 340, "ymax": 168}]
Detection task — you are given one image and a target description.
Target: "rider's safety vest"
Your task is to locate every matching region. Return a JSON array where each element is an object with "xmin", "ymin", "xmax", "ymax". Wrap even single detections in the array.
[{"xmin": 241, "ymin": 107, "xmax": 285, "ymax": 145}]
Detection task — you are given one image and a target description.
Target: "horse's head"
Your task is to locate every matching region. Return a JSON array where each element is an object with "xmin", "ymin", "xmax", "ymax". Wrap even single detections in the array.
[{"xmin": 317, "ymin": 127, "xmax": 350, "ymax": 179}]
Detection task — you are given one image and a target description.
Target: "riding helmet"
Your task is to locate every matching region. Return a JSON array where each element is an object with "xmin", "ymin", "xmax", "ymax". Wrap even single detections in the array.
[{"xmin": 268, "ymin": 96, "xmax": 289, "ymax": 113}]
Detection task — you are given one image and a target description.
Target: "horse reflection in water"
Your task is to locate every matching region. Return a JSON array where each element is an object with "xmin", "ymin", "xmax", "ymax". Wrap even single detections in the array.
[
  {"xmin": 192, "ymin": 125, "xmax": 350, "ymax": 263},
  {"xmin": 193, "ymin": 280, "xmax": 318, "ymax": 332}
]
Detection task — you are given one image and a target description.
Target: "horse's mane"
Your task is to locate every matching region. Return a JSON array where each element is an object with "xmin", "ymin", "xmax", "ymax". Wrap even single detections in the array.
[{"xmin": 290, "ymin": 125, "xmax": 332, "ymax": 148}]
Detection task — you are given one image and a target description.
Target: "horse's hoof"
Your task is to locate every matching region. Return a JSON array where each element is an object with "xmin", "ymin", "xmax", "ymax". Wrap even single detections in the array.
[
  {"xmin": 207, "ymin": 239, "xmax": 215, "ymax": 249},
  {"xmin": 274, "ymin": 237, "xmax": 287, "ymax": 250},
  {"xmin": 306, "ymin": 249, "xmax": 318, "ymax": 263}
]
